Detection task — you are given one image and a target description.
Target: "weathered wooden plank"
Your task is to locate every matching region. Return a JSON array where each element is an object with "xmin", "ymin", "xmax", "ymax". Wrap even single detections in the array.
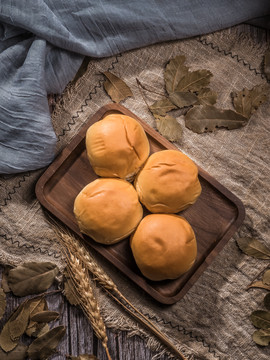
[{"xmin": 0, "ymin": 266, "xmax": 168, "ymax": 359}]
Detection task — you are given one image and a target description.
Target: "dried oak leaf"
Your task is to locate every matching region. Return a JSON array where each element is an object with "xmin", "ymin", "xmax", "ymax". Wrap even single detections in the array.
[
  {"xmin": 251, "ymin": 310, "xmax": 270, "ymax": 330},
  {"xmin": 0, "ymin": 342, "xmax": 28, "ymax": 360},
  {"xmin": 236, "ymin": 237, "xmax": 270, "ymax": 260},
  {"xmin": 253, "ymin": 329, "xmax": 270, "ymax": 346},
  {"xmin": 155, "ymin": 115, "xmax": 183, "ymax": 142},
  {"xmin": 173, "ymin": 69, "xmax": 213, "ymax": 93},
  {"xmin": 264, "ymin": 50, "xmax": 270, "ymax": 81},
  {"xmin": 149, "ymin": 98, "xmax": 177, "ymax": 116},
  {"xmin": 27, "ymin": 325, "xmax": 66, "ymax": 360},
  {"xmin": 185, "ymin": 105, "xmax": 248, "ymax": 133},
  {"xmin": 264, "ymin": 294, "xmax": 270, "ymax": 311},
  {"xmin": 231, "ymin": 84, "xmax": 268, "ymax": 118},
  {"xmin": 196, "ymin": 88, "xmax": 217, "ymax": 106},
  {"xmin": 8, "ymin": 262, "xmax": 59, "ymax": 297},
  {"xmin": 103, "ymin": 71, "xmax": 133, "ymax": 103},
  {"xmin": 169, "ymin": 91, "xmax": 198, "ymax": 108},
  {"xmin": 0, "ymin": 288, "xmax": 6, "ymax": 321},
  {"xmin": 164, "ymin": 55, "xmax": 189, "ymax": 94}
]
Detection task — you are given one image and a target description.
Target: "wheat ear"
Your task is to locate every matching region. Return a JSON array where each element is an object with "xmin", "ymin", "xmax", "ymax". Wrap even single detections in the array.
[
  {"xmin": 54, "ymin": 224, "xmax": 188, "ymax": 360},
  {"xmin": 63, "ymin": 246, "xmax": 112, "ymax": 360}
]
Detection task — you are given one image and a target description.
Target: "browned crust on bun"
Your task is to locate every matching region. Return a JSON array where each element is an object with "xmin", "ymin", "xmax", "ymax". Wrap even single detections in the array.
[
  {"xmin": 130, "ymin": 214, "xmax": 197, "ymax": 281},
  {"xmin": 86, "ymin": 114, "xmax": 150, "ymax": 181},
  {"xmin": 74, "ymin": 178, "xmax": 143, "ymax": 244},
  {"xmin": 134, "ymin": 149, "xmax": 201, "ymax": 213}
]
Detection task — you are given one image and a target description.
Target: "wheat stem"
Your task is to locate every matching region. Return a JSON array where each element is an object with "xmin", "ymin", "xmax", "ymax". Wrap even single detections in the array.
[
  {"xmin": 64, "ymin": 249, "xmax": 111, "ymax": 360},
  {"xmin": 52, "ymin": 224, "xmax": 188, "ymax": 360},
  {"xmin": 103, "ymin": 287, "xmax": 188, "ymax": 360},
  {"xmin": 63, "ymin": 232, "xmax": 180, "ymax": 354}
]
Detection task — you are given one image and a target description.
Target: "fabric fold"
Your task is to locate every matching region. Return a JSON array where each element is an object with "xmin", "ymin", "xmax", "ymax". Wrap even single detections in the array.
[{"xmin": 0, "ymin": 0, "xmax": 269, "ymax": 174}]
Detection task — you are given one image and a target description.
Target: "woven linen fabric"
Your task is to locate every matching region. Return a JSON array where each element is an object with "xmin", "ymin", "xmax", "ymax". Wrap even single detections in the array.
[
  {"xmin": 0, "ymin": 27, "xmax": 269, "ymax": 359},
  {"xmin": 0, "ymin": 1, "xmax": 270, "ymax": 174}
]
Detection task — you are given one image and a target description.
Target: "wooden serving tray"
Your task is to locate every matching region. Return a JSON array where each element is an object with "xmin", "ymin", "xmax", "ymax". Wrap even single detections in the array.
[{"xmin": 36, "ymin": 103, "xmax": 245, "ymax": 304}]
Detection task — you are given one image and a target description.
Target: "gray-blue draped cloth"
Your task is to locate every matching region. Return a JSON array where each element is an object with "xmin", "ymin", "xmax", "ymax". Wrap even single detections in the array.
[{"xmin": 0, "ymin": 1, "xmax": 270, "ymax": 174}]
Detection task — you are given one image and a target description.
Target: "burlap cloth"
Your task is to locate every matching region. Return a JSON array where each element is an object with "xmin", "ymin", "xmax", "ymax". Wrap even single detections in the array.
[{"xmin": 1, "ymin": 27, "xmax": 269, "ymax": 359}]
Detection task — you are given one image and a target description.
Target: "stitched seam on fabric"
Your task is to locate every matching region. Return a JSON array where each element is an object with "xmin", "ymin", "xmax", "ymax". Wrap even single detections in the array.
[
  {"xmin": 144, "ymin": 313, "xmax": 222, "ymax": 360},
  {"xmin": 198, "ymin": 37, "xmax": 270, "ymax": 83},
  {"xmin": 57, "ymin": 53, "xmax": 123, "ymax": 141},
  {"xmin": 0, "ymin": 172, "xmax": 31, "ymax": 211},
  {"xmin": 0, "ymin": 232, "xmax": 62, "ymax": 259}
]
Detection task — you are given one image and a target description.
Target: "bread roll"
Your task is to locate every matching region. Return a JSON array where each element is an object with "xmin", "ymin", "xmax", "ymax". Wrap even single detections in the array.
[
  {"xmin": 74, "ymin": 178, "xmax": 143, "ymax": 244},
  {"xmin": 86, "ymin": 114, "xmax": 150, "ymax": 181},
  {"xmin": 134, "ymin": 149, "xmax": 201, "ymax": 213},
  {"xmin": 130, "ymin": 214, "xmax": 197, "ymax": 281}
]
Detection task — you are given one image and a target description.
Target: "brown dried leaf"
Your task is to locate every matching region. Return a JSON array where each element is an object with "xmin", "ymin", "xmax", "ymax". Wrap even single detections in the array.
[
  {"xmin": 247, "ymin": 281, "xmax": 270, "ymax": 291},
  {"xmin": 33, "ymin": 324, "xmax": 50, "ymax": 338},
  {"xmin": 253, "ymin": 329, "xmax": 270, "ymax": 346},
  {"xmin": 149, "ymin": 98, "xmax": 177, "ymax": 116},
  {"xmin": 175, "ymin": 69, "xmax": 213, "ymax": 93},
  {"xmin": 27, "ymin": 325, "xmax": 66, "ymax": 360},
  {"xmin": 196, "ymin": 88, "xmax": 217, "ymax": 106},
  {"xmin": 169, "ymin": 91, "xmax": 198, "ymax": 108},
  {"xmin": 9, "ymin": 304, "xmax": 30, "ymax": 341},
  {"xmin": 263, "ymin": 270, "xmax": 270, "ymax": 286},
  {"xmin": 8, "ymin": 262, "xmax": 59, "ymax": 297},
  {"xmin": 231, "ymin": 84, "xmax": 268, "ymax": 118},
  {"xmin": 251, "ymin": 310, "xmax": 270, "ymax": 329},
  {"xmin": 0, "ymin": 288, "xmax": 6, "ymax": 321},
  {"xmin": 25, "ymin": 297, "xmax": 48, "ymax": 337},
  {"xmin": 155, "ymin": 115, "xmax": 183, "ymax": 142},
  {"xmin": 0, "ymin": 322, "xmax": 18, "ymax": 352},
  {"xmin": 103, "ymin": 71, "xmax": 133, "ymax": 103},
  {"xmin": 164, "ymin": 55, "xmax": 188, "ymax": 94},
  {"xmin": 29, "ymin": 298, "xmax": 48, "ymax": 318},
  {"xmin": 236, "ymin": 237, "xmax": 270, "ymax": 259},
  {"xmin": 264, "ymin": 50, "xmax": 270, "ymax": 81},
  {"xmin": 0, "ymin": 300, "xmax": 30, "ymax": 352},
  {"xmin": 31, "ymin": 311, "xmax": 59, "ymax": 323},
  {"xmin": 1, "ymin": 266, "xmax": 12, "ymax": 293},
  {"xmin": 0, "ymin": 343, "xmax": 28, "ymax": 359},
  {"xmin": 264, "ymin": 293, "xmax": 270, "ymax": 311},
  {"xmin": 185, "ymin": 105, "xmax": 248, "ymax": 133}
]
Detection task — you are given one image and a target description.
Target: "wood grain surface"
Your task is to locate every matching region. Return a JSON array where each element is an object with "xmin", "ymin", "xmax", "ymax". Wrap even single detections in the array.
[
  {"xmin": 1, "ymin": 23, "xmax": 269, "ymax": 360},
  {"xmin": 35, "ymin": 103, "xmax": 245, "ymax": 304}
]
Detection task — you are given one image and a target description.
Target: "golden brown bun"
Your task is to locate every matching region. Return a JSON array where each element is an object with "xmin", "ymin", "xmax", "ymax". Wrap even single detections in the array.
[
  {"xmin": 74, "ymin": 178, "xmax": 143, "ymax": 244},
  {"xmin": 130, "ymin": 214, "xmax": 197, "ymax": 281},
  {"xmin": 86, "ymin": 114, "xmax": 150, "ymax": 181},
  {"xmin": 134, "ymin": 149, "xmax": 201, "ymax": 213}
]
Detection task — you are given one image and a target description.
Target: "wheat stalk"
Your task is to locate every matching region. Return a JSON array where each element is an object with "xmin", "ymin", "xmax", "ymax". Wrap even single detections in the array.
[
  {"xmin": 56, "ymin": 228, "xmax": 117, "ymax": 293},
  {"xmin": 62, "ymin": 245, "xmax": 111, "ymax": 360},
  {"xmin": 52, "ymin": 223, "xmax": 188, "ymax": 360}
]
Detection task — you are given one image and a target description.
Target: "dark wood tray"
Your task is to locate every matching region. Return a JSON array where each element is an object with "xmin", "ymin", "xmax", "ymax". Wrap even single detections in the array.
[{"xmin": 36, "ymin": 103, "xmax": 245, "ymax": 304}]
